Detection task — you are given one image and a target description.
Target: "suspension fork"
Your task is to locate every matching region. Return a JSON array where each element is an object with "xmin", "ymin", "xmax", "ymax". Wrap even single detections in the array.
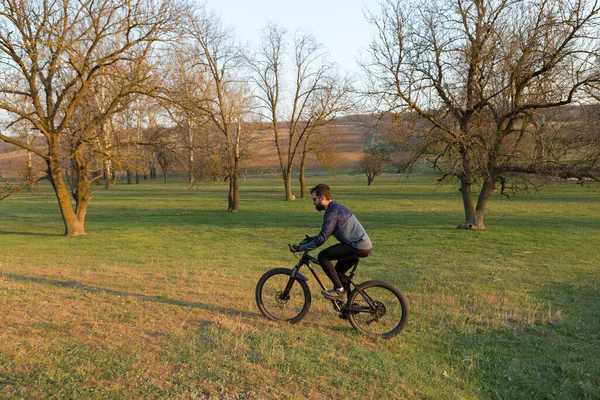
[
  {"xmin": 281, "ymin": 265, "xmax": 300, "ymax": 299},
  {"xmin": 281, "ymin": 259, "xmax": 312, "ymax": 298}
]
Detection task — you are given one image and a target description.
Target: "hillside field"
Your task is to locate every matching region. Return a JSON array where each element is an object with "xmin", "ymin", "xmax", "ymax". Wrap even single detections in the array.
[
  {"xmin": 0, "ymin": 120, "xmax": 377, "ymax": 180},
  {"xmin": 0, "ymin": 173, "xmax": 599, "ymax": 399}
]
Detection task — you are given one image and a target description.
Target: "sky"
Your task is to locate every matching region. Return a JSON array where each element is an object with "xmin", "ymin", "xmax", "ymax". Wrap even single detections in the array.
[{"xmin": 205, "ymin": 0, "xmax": 378, "ymax": 77}]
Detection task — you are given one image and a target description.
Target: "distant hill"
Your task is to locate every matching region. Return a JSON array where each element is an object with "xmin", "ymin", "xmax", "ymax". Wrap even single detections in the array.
[
  {"xmin": 4, "ymin": 105, "xmax": 594, "ymax": 179},
  {"xmin": 0, "ymin": 116, "xmax": 382, "ymax": 178},
  {"xmin": 249, "ymin": 119, "xmax": 378, "ymax": 172}
]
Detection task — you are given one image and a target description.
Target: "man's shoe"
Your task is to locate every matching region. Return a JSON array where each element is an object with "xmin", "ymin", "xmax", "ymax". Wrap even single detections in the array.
[{"xmin": 322, "ymin": 288, "xmax": 347, "ymax": 301}]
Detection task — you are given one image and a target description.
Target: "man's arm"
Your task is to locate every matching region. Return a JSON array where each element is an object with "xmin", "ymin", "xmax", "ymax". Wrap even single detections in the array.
[{"xmin": 298, "ymin": 208, "xmax": 337, "ymax": 252}]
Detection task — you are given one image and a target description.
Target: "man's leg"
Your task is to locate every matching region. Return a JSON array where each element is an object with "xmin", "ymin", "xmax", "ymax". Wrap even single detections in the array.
[
  {"xmin": 318, "ymin": 243, "xmax": 370, "ymax": 289},
  {"xmin": 336, "ymin": 249, "xmax": 370, "ymax": 289},
  {"xmin": 335, "ymin": 259, "xmax": 358, "ymax": 291},
  {"xmin": 318, "ymin": 244, "xmax": 347, "ymax": 288}
]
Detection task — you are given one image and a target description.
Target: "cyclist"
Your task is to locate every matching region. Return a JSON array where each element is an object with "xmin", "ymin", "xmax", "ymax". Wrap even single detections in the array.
[{"xmin": 291, "ymin": 184, "xmax": 372, "ymax": 301}]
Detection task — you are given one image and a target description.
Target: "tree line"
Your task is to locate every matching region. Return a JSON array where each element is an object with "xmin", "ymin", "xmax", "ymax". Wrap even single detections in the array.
[{"xmin": 1, "ymin": 0, "xmax": 599, "ymax": 235}]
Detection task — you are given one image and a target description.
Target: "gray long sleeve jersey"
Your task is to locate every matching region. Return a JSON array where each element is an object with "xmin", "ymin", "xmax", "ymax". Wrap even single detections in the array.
[{"xmin": 298, "ymin": 201, "xmax": 372, "ymax": 252}]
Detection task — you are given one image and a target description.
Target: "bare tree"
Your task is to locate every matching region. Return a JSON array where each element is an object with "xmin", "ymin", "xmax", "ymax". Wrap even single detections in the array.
[
  {"xmin": 189, "ymin": 8, "xmax": 254, "ymax": 212},
  {"xmin": 359, "ymin": 139, "xmax": 395, "ymax": 185},
  {"xmin": 298, "ymin": 126, "xmax": 341, "ymax": 198},
  {"xmin": 158, "ymin": 48, "xmax": 214, "ymax": 184},
  {"xmin": 0, "ymin": 0, "xmax": 188, "ymax": 235},
  {"xmin": 114, "ymin": 100, "xmax": 164, "ymax": 185},
  {"xmin": 364, "ymin": 0, "xmax": 600, "ymax": 229},
  {"xmin": 248, "ymin": 24, "xmax": 353, "ymax": 201}
]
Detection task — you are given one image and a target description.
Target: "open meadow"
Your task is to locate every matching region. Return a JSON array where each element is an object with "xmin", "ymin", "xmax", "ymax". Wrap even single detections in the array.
[{"xmin": 0, "ymin": 173, "xmax": 599, "ymax": 399}]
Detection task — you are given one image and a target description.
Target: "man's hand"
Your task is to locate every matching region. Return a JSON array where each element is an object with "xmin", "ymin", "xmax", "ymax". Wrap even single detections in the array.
[
  {"xmin": 300, "ymin": 235, "xmax": 312, "ymax": 245},
  {"xmin": 290, "ymin": 244, "xmax": 300, "ymax": 253}
]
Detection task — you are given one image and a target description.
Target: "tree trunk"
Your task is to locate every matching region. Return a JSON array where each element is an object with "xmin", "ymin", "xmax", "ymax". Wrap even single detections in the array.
[
  {"xmin": 104, "ymin": 159, "xmax": 114, "ymax": 189},
  {"xmin": 284, "ymin": 167, "xmax": 294, "ymax": 201},
  {"xmin": 158, "ymin": 160, "xmax": 168, "ymax": 183},
  {"xmin": 299, "ymin": 156, "xmax": 307, "ymax": 199},
  {"xmin": 189, "ymin": 149, "xmax": 195, "ymax": 184},
  {"xmin": 69, "ymin": 159, "xmax": 79, "ymax": 190},
  {"xmin": 74, "ymin": 170, "xmax": 92, "ymax": 229},
  {"xmin": 457, "ymin": 176, "xmax": 479, "ymax": 229},
  {"xmin": 228, "ymin": 171, "xmax": 239, "ymax": 212},
  {"xmin": 228, "ymin": 124, "xmax": 242, "ymax": 212},
  {"xmin": 26, "ymin": 150, "xmax": 33, "ymax": 182},
  {"xmin": 47, "ymin": 158, "xmax": 86, "ymax": 236},
  {"xmin": 457, "ymin": 177, "xmax": 494, "ymax": 230}
]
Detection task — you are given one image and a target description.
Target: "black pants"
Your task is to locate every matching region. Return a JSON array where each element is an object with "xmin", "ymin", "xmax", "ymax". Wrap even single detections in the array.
[{"xmin": 318, "ymin": 243, "xmax": 371, "ymax": 289}]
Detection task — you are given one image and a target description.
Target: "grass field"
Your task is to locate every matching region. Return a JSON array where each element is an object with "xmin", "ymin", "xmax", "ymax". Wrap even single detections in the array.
[{"xmin": 1, "ymin": 173, "xmax": 599, "ymax": 399}]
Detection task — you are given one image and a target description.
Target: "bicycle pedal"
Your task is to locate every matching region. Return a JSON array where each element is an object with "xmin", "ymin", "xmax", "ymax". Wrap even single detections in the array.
[{"xmin": 338, "ymin": 312, "xmax": 348, "ymax": 320}]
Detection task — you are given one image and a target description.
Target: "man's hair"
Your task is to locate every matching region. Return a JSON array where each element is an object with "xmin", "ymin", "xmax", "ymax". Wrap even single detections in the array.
[{"xmin": 311, "ymin": 183, "xmax": 333, "ymax": 200}]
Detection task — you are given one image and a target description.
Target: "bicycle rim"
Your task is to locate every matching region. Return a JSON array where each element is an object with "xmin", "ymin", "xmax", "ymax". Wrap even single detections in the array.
[
  {"xmin": 347, "ymin": 280, "xmax": 408, "ymax": 338},
  {"xmin": 256, "ymin": 270, "xmax": 311, "ymax": 323}
]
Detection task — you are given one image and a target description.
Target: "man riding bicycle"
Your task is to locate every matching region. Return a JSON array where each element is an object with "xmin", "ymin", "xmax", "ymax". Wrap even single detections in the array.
[{"xmin": 291, "ymin": 184, "xmax": 372, "ymax": 301}]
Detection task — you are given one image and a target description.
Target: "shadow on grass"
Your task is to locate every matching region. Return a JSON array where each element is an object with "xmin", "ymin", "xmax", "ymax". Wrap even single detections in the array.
[
  {"xmin": 0, "ymin": 231, "xmax": 61, "ymax": 237},
  {"xmin": 5, "ymin": 273, "xmax": 260, "ymax": 319}
]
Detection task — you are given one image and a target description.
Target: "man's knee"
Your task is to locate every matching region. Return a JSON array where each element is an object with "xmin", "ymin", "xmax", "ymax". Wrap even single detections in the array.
[{"xmin": 318, "ymin": 251, "xmax": 329, "ymax": 264}]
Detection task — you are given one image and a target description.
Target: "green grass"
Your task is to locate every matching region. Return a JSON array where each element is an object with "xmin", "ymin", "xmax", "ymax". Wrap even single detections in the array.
[{"xmin": 0, "ymin": 173, "xmax": 599, "ymax": 399}]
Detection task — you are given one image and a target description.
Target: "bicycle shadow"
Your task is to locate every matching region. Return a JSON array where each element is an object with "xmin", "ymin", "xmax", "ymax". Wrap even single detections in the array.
[{"xmin": 4, "ymin": 273, "xmax": 261, "ymax": 319}]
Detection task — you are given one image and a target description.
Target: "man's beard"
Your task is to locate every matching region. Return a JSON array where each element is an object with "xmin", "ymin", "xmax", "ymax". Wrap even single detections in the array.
[{"xmin": 315, "ymin": 203, "xmax": 326, "ymax": 211}]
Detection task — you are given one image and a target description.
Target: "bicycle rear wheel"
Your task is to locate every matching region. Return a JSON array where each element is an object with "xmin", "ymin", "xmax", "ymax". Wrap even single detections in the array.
[
  {"xmin": 346, "ymin": 280, "xmax": 408, "ymax": 339},
  {"xmin": 255, "ymin": 268, "xmax": 311, "ymax": 323}
]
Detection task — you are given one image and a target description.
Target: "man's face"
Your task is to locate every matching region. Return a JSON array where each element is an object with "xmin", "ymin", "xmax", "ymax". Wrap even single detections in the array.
[{"xmin": 311, "ymin": 192, "xmax": 326, "ymax": 211}]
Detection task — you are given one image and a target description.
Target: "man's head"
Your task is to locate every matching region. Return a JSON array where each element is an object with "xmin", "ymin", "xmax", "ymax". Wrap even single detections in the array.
[{"xmin": 310, "ymin": 183, "xmax": 332, "ymax": 212}]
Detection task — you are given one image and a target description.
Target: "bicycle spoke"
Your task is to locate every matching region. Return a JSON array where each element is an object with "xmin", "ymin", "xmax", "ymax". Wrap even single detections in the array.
[
  {"xmin": 347, "ymin": 281, "xmax": 408, "ymax": 338},
  {"xmin": 256, "ymin": 269, "xmax": 311, "ymax": 323}
]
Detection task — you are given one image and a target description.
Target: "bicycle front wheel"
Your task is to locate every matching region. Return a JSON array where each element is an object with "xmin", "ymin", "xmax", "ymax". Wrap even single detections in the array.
[
  {"xmin": 347, "ymin": 280, "xmax": 408, "ymax": 339},
  {"xmin": 255, "ymin": 268, "xmax": 311, "ymax": 324}
]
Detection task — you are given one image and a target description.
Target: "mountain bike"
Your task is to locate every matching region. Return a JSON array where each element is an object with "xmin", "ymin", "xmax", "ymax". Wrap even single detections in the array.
[{"xmin": 255, "ymin": 241, "xmax": 408, "ymax": 339}]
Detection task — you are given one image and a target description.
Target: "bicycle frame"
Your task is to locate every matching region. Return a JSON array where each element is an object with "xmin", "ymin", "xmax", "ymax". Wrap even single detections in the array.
[{"xmin": 288, "ymin": 252, "xmax": 378, "ymax": 314}]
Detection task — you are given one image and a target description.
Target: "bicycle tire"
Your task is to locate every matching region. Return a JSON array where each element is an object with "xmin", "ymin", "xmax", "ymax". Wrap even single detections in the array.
[
  {"xmin": 255, "ymin": 268, "xmax": 311, "ymax": 324},
  {"xmin": 346, "ymin": 280, "xmax": 408, "ymax": 339}
]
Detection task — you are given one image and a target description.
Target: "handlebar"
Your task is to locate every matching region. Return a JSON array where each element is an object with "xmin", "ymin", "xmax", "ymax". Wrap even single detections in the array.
[{"xmin": 289, "ymin": 235, "xmax": 313, "ymax": 254}]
